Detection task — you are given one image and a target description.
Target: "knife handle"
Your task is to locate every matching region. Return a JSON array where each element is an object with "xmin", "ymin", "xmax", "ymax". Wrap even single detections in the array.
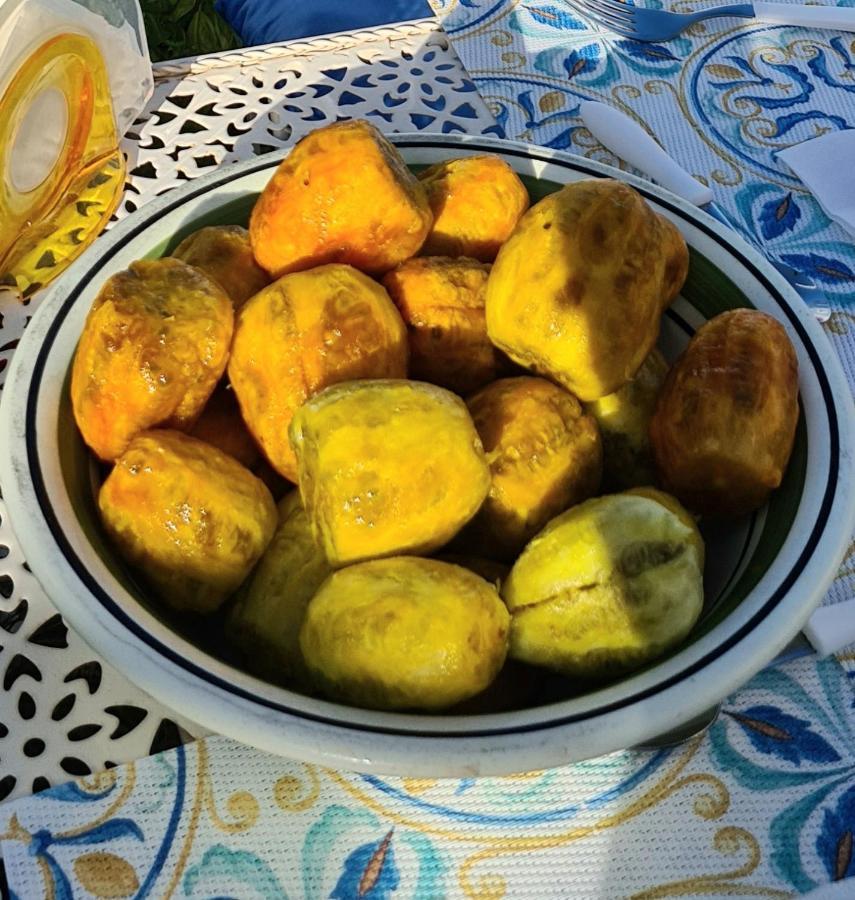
[
  {"xmin": 803, "ymin": 602, "xmax": 855, "ymax": 657},
  {"xmin": 579, "ymin": 101, "xmax": 713, "ymax": 208},
  {"xmin": 753, "ymin": 0, "xmax": 855, "ymax": 31}
]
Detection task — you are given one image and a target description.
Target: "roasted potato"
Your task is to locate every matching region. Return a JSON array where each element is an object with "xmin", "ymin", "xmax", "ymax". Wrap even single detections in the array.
[
  {"xmin": 381, "ymin": 256, "xmax": 508, "ymax": 394},
  {"xmin": 290, "ymin": 379, "xmax": 491, "ymax": 566},
  {"xmin": 650, "ymin": 309, "xmax": 799, "ymax": 517},
  {"xmin": 486, "ymin": 179, "xmax": 689, "ymax": 401},
  {"xmin": 418, "ymin": 155, "xmax": 530, "ymax": 261},
  {"xmin": 250, "ymin": 120, "xmax": 432, "ymax": 277},
  {"xmin": 172, "ymin": 225, "xmax": 270, "ymax": 309},
  {"xmin": 71, "ymin": 258, "xmax": 233, "ymax": 461},
  {"xmin": 300, "ymin": 557, "xmax": 509, "ymax": 710},
  {"xmin": 505, "ymin": 493, "xmax": 704, "ymax": 679},
  {"xmin": 190, "ymin": 381, "xmax": 260, "ymax": 470},
  {"xmin": 584, "ymin": 349, "xmax": 669, "ymax": 489},
  {"xmin": 228, "ymin": 264, "xmax": 408, "ymax": 482},
  {"xmin": 461, "ymin": 377, "xmax": 602, "ymax": 560},
  {"xmin": 228, "ymin": 491, "xmax": 332, "ymax": 684},
  {"xmin": 99, "ymin": 429, "xmax": 277, "ymax": 615}
]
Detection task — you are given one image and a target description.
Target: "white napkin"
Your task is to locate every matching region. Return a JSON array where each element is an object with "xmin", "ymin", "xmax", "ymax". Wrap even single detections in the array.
[{"xmin": 778, "ymin": 130, "xmax": 855, "ymax": 241}]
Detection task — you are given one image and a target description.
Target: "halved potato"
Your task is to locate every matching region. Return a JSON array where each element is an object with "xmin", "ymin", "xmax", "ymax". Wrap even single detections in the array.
[
  {"xmin": 190, "ymin": 381, "xmax": 260, "ymax": 470},
  {"xmin": 71, "ymin": 258, "xmax": 233, "ymax": 461},
  {"xmin": 99, "ymin": 429, "xmax": 276, "ymax": 615},
  {"xmin": 300, "ymin": 557, "xmax": 509, "ymax": 710},
  {"xmin": 418, "ymin": 155, "xmax": 529, "ymax": 261},
  {"xmin": 228, "ymin": 264, "xmax": 407, "ymax": 482},
  {"xmin": 250, "ymin": 119, "xmax": 432, "ymax": 277},
  {"xmin": 505, "ymin": 493, "xmax": 704, "ymax": 679},
  {"xmin": 290, "ymin": 379, "xmax": 490, "ymax": 566}
]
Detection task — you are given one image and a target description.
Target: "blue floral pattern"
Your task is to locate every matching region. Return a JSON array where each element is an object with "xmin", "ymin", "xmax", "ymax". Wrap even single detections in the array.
[{"xmin": 2, "ymin": 657, "xmax": 854, "ymax": 896}]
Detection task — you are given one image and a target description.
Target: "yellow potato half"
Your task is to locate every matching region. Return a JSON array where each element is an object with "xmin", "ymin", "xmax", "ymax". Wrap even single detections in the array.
[
  {"xmin": 190, "ymin": 380, "xmax": 261, "ymax": 470},
  {"xmin": 99, "ymin": 429, "xmax": 277, "ymax": 615},
  {"xmin": 650, "ymin": 309, "xmax": 799, "ymax": 517},
  {"xmin": 505, "ymin": 493, "xmax": 704, "ymax": 679},
  {"xmin": 250, "ymin": 119, "xmax": 432, "ymax": 277},
  {"xmin": 228, "ymin": 491, "xmax": 333, "ymax": 684},
  {"xmin": 382, "ymin": 256, "xmax": 507, "ymax": 395},
  {"xmin": 300, "ymin": 557, "xmax": 509, "ymax": 710},
  {"xmin": 418, "ymin": 155, "xmax": 530, "ymax": 261},
  {"xmin": 290, "ymin": 379, "xmax": 491, "ymax": 566}
]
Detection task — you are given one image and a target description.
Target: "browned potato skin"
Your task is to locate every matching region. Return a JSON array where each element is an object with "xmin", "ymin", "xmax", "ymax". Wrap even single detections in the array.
[
  {"xmin": 486, "ymin": 179, "xmax": 688, "ymax": 401},
  {"xmin": 99, "ymin": 430, "xmax": 277, "ymax": 614},
  {"xmin": 228, "ymin": 264, "xmax": 408, "ymax": 482},
  {"xmin": 172, "ymin": 225, "xmax": 270, "ymax": 309},
  {"xmin": 71, "ymin": 258, "xmax": 233, "ymax": 461},
  {"xmin": 418, "ymin": 156, "xmax": 530, "ymax": 262},
  {"xmin": 463, "ymin": 376, "xmax": 602, "ymax": 560},
  {"xmin": 249, "ymin": 120, "xmax": 432, "ymax": 277},
  {"xmin": 190, "ymin": 381, "xmax": 260, "ymax": 470},
  {"xmin": 650, "ymin": 309, "xmax": 799, "ymax": 517},
  {"xmin": 382, "ymin": 256, "xmax": 509, "ymax": 394}
]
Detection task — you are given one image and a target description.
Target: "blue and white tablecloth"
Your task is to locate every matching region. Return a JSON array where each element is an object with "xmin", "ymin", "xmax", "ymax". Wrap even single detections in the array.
[{"xmin": 2, "ymin": 656, "xmax": 854, "ymax": 897}]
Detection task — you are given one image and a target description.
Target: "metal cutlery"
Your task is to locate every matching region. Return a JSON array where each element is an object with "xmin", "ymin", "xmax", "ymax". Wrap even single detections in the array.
[{"xmin": 568, "ymin": 0, "xmax": 855, "ymax": 42}]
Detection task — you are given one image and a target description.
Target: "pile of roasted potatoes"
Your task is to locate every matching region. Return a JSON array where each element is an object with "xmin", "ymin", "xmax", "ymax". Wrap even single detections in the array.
[{"xmin": 71, "ymin": 119, "xmax": 800, "ymax": 712}]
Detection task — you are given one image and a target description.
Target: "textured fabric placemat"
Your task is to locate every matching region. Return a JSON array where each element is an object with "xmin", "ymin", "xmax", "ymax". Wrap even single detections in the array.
[
  {"xmin": 438, "ymin": 0, "xmax": 855, "ymax": 307},
  {"xmin": 1, "ymin": 655, "xmax": 853, "ymax": 897}
]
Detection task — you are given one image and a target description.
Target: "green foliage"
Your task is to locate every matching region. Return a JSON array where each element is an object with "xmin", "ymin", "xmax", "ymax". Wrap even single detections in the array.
[{"xmin": 141, "ymin": 0, "xmax": 240, "ymax": 61}]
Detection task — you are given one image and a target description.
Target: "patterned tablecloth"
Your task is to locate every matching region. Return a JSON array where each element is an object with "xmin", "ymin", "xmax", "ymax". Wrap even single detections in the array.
[{"xmin": 1, "ymin": 9, "xmax": 854, "ymax": 899}]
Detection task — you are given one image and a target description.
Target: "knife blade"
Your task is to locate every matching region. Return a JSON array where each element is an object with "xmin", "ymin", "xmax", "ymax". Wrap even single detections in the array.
[{"xmin": 578, "ymin": 101, "xmax": 831, "ymax": 322}]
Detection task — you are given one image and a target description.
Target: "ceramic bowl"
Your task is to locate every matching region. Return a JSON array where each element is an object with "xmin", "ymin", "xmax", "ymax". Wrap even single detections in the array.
[{"xmin": 2, "ymin": 134, "xmax": 853, "ymax": 776}]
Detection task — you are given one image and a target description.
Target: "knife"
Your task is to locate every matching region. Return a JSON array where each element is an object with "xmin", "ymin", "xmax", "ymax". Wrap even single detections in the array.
[{"xmin": 578, "ymin": 101, "xmax": 832, "ymax": 322}]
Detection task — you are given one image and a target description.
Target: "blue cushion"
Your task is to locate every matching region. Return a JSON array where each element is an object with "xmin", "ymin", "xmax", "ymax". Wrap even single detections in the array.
[{"xmin": 215, "ymin": 0, "xmax": 434, "ymax": 46}]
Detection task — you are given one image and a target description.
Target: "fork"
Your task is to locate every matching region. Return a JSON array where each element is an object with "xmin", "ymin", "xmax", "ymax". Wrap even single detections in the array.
[{"xmin": 568, "ymin": 0, "xmax": 855, "ymax": 41}]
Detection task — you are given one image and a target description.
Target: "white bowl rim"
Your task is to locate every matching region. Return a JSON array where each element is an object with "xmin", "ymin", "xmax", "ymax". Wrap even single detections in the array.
[{"xmin": 2, "ymin": 133, "xmax": 853, "ymax": 776}]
